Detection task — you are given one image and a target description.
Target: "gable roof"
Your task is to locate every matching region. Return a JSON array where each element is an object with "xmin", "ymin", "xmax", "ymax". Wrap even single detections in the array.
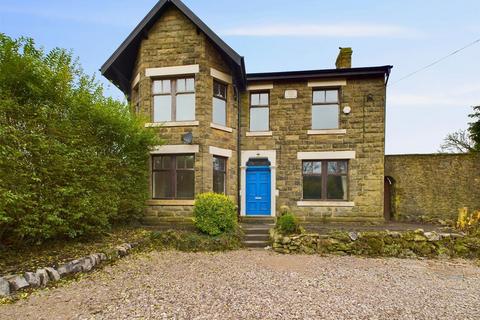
[{"xmin": 100, "ymin": 0, "xmax": 246, "ymax": 95}]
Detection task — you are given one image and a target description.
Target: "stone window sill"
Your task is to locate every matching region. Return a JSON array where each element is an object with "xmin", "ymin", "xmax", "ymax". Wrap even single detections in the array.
[
  {"xmin": 146, "ymin": 200, "xmax": 195, "ymax": 206},
  {"xmin": 297, "ymin": 201, "xmax": 354, "ymax": 207},
  {"xmin": 307, "ymin": 129, "xmax": 347, "ymax": 135},
  {"xmin": 246, "ymin": 131, "xmax": 273, "ymax": 137},
  {"xmin": 145, "ymin": 121, "xmax": 199, "ymax": 128},
  {"xmin": 210, "ymin": 122, "xmax": 233, "ymax": 133}
]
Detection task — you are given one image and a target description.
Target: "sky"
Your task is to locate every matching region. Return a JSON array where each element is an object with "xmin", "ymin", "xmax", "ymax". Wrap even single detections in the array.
[{"xmin": 1, "ymin": 0, "xmax": 479, "ymax": 154}]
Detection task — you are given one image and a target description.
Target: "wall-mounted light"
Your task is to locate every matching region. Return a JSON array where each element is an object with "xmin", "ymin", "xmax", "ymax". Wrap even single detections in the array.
[{"xmin": 343, "ymin": 105, "xmax": 351, "ymax": 114}]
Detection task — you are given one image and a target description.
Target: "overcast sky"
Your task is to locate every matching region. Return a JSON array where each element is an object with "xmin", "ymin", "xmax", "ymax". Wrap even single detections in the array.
[{"xmin": 1, "ymin": 0, "xmax": 479, "ymax": 154}]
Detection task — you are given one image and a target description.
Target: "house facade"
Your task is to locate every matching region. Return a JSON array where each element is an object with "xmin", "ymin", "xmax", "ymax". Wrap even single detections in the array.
[{"xmin": 101, "ymin": 0, "xmax": 392, "ymax": 227}]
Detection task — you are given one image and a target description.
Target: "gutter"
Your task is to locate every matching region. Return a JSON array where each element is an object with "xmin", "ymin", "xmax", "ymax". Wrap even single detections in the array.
[{"xmin": 236, "ymin": 84, "xmax": 241, "ymax": 216}]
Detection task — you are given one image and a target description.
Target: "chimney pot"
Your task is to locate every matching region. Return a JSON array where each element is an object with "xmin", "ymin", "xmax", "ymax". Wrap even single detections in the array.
[{"xmin": 335, "ymin": 47, "xmax": 353, "ymax": 69}]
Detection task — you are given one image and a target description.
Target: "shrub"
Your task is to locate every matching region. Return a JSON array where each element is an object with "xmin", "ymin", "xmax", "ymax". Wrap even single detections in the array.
[
  {"xmin": 193, "ymin": 193, "xmax": 237, "ymax": 236},
  {"xmin": 276, "ymin": 212, "xmax": 300, "ymax": 235},
  {"xmin": 456, "ymin": 207, "xmax": 480, "ymax": 233},
  {"xmin": 0, "ymin": 35, "xmax": 158, "ymax": 244}
]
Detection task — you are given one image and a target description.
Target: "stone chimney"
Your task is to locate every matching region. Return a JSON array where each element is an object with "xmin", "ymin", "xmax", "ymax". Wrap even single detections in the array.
[{"xmin": 335, "ymin": 47, "xmax": 352, "ymax": 69}]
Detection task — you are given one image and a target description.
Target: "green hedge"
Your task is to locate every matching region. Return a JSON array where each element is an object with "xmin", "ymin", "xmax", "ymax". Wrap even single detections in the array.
[
  {"xmin": 0, "ymin": 35, "xmax": 158, "ymax": 243},
  {"xmin": 193, "ymin": 193, "xmax": 237, "ymax": 236}
]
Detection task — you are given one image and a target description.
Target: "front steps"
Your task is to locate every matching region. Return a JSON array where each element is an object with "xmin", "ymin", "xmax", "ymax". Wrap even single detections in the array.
[{"xmin": 240, "ymin": 217, "xmax": 275, "ymax": 248}]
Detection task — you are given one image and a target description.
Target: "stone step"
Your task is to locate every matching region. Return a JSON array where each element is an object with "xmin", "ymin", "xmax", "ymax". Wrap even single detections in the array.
[
  {"xmin": 244, "ymin": 234, "xmax": 270, "ymax": 241},
  {"xmin": 239, "ymin": 216, "xmax": 275, "ymax": 224},
  {"xmin": 241, "ymin": 224, "xmax": 274, "ymax": 231},
  {"xmin": 243, "ymin": 240, "xmax": 270, "ymax": 248}
]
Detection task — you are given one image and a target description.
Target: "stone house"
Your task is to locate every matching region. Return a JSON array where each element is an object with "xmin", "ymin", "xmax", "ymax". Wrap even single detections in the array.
[{"xmin": 101, "ymin": 0, "xmax": 392, "ymax": 227}]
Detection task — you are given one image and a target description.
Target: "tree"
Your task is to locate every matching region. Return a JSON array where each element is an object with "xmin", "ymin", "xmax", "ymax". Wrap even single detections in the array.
[
  {"xmin": 468, "ymin": 105, "xmax": 480, "ymax": 151},
  {"xmin": 439, "ymin": 129, "xmax": 475, "ymax": 153},
  {"xmin": 439, "ymin": 105, "xmax": 480, "ymax": 153},
  {"xmin": 0, "ymin": 34, "xmax": 159, "ymax": 243}
]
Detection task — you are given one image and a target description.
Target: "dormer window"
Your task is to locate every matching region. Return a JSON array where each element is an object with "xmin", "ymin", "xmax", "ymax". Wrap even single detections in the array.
[{"xmin": 152, "ymin": 77, "xmax": 195, "ymax": 122}]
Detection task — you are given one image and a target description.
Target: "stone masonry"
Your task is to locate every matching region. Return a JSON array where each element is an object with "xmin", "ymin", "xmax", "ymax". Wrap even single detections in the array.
[
  {"xmin": 385, "ymin": 153, "xmax": 480, "ymax": 222},
  {"xmin": 104, "ymin": 1, "xmax": 391, "ymax": 227},
  {"xmin": 240, "ymin": 77, "xmax": 386, "ymax": 222},
  {"xmin": 131, "ymin": 6, "xmax": 238, "ymax": 226}
]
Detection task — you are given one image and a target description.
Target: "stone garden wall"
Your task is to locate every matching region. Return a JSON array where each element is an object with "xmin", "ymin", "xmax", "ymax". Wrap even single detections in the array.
[
  {"xmin": 271, "ymin": 229, "xmax": 480, "ymax": 259},
  {"xmin": 385, "ymin": 153, "xmax": 480, "ymax": 223},
  {"xmin": 0, "ymin": 242, "xmax": 137, "ymax": 297}
]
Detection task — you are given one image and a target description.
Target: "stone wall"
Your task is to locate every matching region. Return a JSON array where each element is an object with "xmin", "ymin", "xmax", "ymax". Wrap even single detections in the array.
[
  {"xmin": 241, "ymin": 77, "xmax": 386, "ymax": 222},
  {"xmin": 131, "ymin": 6, "xmax": 239, "ymax": 226},
  {"xmin": 271, "ymin": 229, "xmax": 480, "ymax": 259},
  {"xmin": 385, "ymin": 153, "xmax": 480, "ymax": 222}
]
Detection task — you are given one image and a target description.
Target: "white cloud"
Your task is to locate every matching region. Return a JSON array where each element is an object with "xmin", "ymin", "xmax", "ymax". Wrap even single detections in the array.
[
  {"xmin": 221, "ymin": 23, "xmax": 421, "ymax": 38},
  {"xmin": 389, "ymin": 91, "xmax": 479, "ymax": 108}
]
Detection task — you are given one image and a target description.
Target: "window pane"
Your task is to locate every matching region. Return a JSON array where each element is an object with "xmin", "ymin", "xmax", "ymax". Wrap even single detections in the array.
[
  {"xmin": 213, "ymin": 171, "xmax": 225, "ymax": 194},
  {"xmin": 303, "ymin": 175, "xmax": 322, "ymax": 199},
  {"xmin": 213, "ymin": 156, "xmax": 226, "ymax": 171},
  {"xmin": 186, "ymin": 78, "xmax": 195, "ymax": 92},
  {"xmin": 313, "ymin": 90, "xmax": 325, "ymax": 104},
  {"xmin": 177, "ymin": 79, "xmax": 186, "ymax": 92},
  {"xmin": 213, "ymin": 97, "xmax": 227, "ymax": 126},
  {"xmin": 153, "ymin": 171, "xmax": 172, "ymax": 198},
  {"xmin": 250, "ymin": 93, "xmax": 260, "ymax": 106},
  {"xmin": 303, "ymin": 161, "xmax": 322, "ymax": 174},
  {"xmin": 259, "ymin": 93, "xmax": 269, "ymax": 105},
  {"xmin": 250, "ymin": 107, "xmax": 269, "ymax": 131},
  {"xmin": 303, "ymin": 162, "xmax": 312, "ymax": 174},
  {"xmin": 214, "ymin": 82, "xmax": 226, "ymax": 99},
  {"xmin": 325, "ymin": 90, "xmax": 338, "ymax": 103},
  {"xmin": 153, "ymin": 95, "xmax": 172, "ymax": 122},
  {"xmin": 153, "ymin": 80, "xmax": 170, "ymax": 94},
  {"xmin": 327, "ymin": 175, "xmax": 347, "ymax": 200},
  {"xmin": 312, "ymin": 104, "xmax": 339, "ymax": 129},
  {"xmin": 338, "ymin": 161, "xmax": 348, "ymax": 174},
  {"xmin": 176, "ymin": 155, "xmax": 194, "ymax": 169},
  {"xmin": 176, "ymin": 171, "xmax": 194, "ymax": 198},
  {"xmin": 176, "ymin": 93, "xmax": 195, "ymax": 121},
  {"xmin": 328, "ymin": 161, "xmax": 338, "ymax": 174},
  {"xmin": 153, "ymin": 156, "xmax": 171, "ymax": 170}
]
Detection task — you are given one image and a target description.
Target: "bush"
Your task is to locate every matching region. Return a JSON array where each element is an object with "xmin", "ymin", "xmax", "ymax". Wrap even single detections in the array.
[
  {"xmin": 276, "ymin": 212, "xmax": 300, "ymax": 235},
  {"xmin": 0, "ymin": 35, "xmax": 158, "ymax": 244},
  {"xmin": 193, "ymin": 193, "xmax": 237, "ymax": 236}
]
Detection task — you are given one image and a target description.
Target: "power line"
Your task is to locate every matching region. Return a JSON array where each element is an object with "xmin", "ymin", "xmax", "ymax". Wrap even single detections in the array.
[{"xmin": 389, "ymin": 37, "xmax": 480, "ymax": 86}]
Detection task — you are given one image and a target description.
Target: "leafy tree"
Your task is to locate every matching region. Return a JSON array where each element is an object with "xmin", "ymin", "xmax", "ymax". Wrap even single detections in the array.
[
  {"xmin": 0, "ymin": 34, "xmax": 159, "ymax": 243},
  {"xmin": 468, "ymin": 105, "xmax": 480, "ymax": 151}
]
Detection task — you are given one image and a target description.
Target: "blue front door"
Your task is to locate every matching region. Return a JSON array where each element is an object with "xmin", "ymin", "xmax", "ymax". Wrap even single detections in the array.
[{"xmin": 246, "ymin": 166, "xmax": 271, "ymax": 215}]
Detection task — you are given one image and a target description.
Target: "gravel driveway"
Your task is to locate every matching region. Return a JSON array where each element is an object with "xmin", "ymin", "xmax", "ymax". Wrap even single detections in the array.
[{"xmin": 1, "ymin": 250, "xmax": 479, "ymax": 319}]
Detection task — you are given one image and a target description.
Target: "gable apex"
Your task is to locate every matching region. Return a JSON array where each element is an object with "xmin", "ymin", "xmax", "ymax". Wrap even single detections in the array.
[{"xmin": 101, "ymin": 0, "xmax": 246, "ymax": 95}]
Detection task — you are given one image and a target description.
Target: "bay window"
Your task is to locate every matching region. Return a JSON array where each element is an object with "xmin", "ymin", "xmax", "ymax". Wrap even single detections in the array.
[
  {"xmin": 213, "ymin": 81, "xmax": 227, "ymax": 126},
  {"xmin": 213, "ymin": 156, "xmax": 227, "ymax": 194},
  {"xmin": 152, "ymin": 78, "xmax": 195, "ymax": 122},
  {"xmin": 152, "ymin": 154, "xmax": 195, "ymax": 199}
]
